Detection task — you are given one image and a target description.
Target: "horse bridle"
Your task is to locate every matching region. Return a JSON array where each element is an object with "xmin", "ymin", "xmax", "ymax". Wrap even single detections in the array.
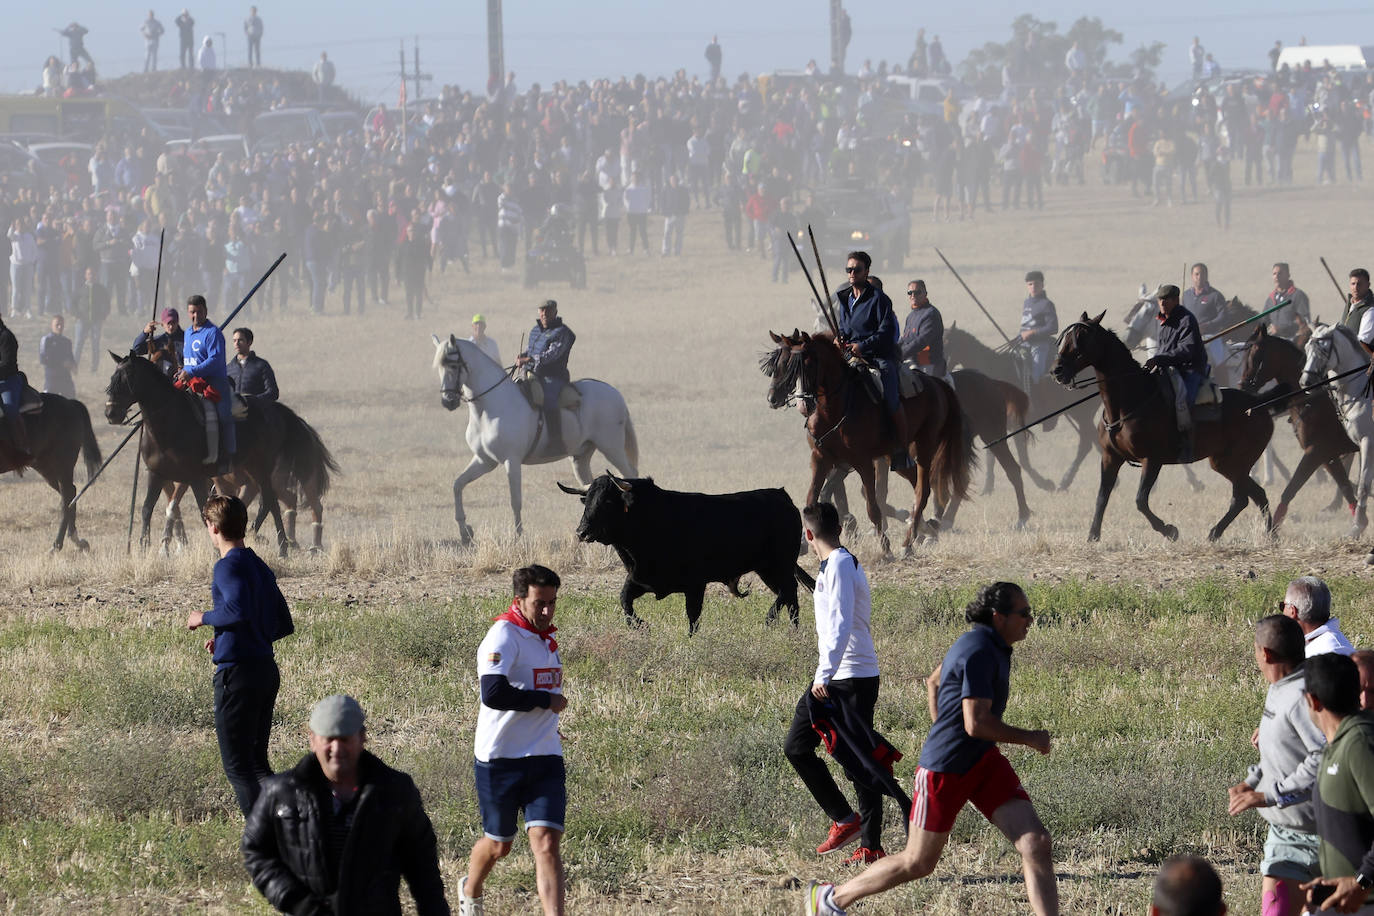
[{"xmin": 441, "ymin": 344, "xmax": 510, "ymax": 404}]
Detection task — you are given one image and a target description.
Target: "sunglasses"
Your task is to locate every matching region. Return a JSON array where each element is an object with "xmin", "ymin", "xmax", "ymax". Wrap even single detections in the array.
[
  {"xmin": 845, "ymin": 266, "xmax": 863, "ymax": 273},
  {"xmin": 1277, "ymin": 598, "xmax": 1294, "ymax": 612},
  {"xmin": 907, "ymin": 290, "xmax": 922, "ymax": 297}
]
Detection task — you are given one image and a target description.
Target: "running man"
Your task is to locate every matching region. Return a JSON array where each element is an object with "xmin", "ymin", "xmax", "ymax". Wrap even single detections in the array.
[{"xmin": 807, "ymin": 581, "xmax": 1058, "ymax": 915}]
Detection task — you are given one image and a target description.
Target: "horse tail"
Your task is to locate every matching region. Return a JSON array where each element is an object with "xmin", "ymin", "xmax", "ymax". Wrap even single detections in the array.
[
  {"xmin": 622, "ymin": 412, "xmax": 640, "ymax": 474},
  {"xmin": 75, "ymin": 400, "xmax": 102, "ymax": 481},
  {"xmin": 275, "ymin": 404, "xmax": 339, "ymax": 499},
  {"xmin": 999, "ymin": 379, "xmax": 1032, "ymax": 443},
  {"xmin": 933, "ymin": 384, "xmax": 976, "ymax": 505}
]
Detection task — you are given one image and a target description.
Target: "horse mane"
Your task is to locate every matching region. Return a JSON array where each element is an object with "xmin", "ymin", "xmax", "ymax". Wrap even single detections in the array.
[{"xmin": 111, "ymin": 352, "xmax": 176, "ymax": 396}]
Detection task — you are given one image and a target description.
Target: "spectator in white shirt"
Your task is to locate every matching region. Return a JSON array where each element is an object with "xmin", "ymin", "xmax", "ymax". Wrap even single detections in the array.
[{"xmin": 1282, "ymin": 576, "xmax": 1355, "ymax": 657}]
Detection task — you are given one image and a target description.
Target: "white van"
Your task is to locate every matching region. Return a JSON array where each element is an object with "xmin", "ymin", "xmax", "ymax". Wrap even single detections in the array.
[
  {"xmin": 1276, "ymin": 45, "xmax": 1374, "ymax": 72},
  {"xmin": 251, "ymin": 108, "xmax": 328, "ymax": 152}
]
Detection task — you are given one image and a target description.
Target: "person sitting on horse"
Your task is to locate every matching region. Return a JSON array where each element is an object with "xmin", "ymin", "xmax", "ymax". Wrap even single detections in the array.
[
  {"xmin": 837, "ymin": 251, "xmax": 911, "ymax": 471},
  {"xmin": 0, "ymin": 314, "xmax": 31, "ymax": 459},
  {"xmin": 131, "ymin": 307, "xmax": 184, "ymax": 377},
  {"xmin": 1183, "ymin": 262, "xmax": 1229, "ymax": 382},
  {"xmin": 516, "ymin": 300, "xmax": 575, "ymax": 455},
  {"xmin": 1264, "ymin": 262, "xmax": 1310, "ymax": 342},
  {"xmin": 1145, "ymin": 283, "xmax": 1209, "ymax": 461},
  {"xmin": 900, "ymin": 279, "xmax": 951, "ymax": 385},
  {"xmin": 227, "ymin": 327, "xmax": 278, "ymax": 406},
  {"xmin": 1018, "ymin": 270, "xmax": 1058, "ymax": 388},
  {"xmin": 176, "ymin": 294, "xmax": 235, "ymax": 470}
]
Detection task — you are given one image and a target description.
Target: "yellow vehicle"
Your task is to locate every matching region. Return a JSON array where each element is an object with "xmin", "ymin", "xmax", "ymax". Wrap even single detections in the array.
[{"xmin": 0, "ymin": 96, "xmax": 160, "ymax": 144}]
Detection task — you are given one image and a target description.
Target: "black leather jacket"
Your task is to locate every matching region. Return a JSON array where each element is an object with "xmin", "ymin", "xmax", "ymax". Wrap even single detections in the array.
[{"xmin": 242, "ymin": 751, "xmax": 449, "ymax": 916}]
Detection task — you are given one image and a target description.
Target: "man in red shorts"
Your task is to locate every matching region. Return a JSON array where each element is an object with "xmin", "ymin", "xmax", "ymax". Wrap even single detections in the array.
[{"xmin": 806, "ymin": 581, "xmax": 1059, "ymax": 915}]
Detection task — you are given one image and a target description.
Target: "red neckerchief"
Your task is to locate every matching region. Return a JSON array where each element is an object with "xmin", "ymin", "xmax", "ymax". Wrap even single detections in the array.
[
  {"xmin": 1156, "ymin": 308, "xmax": 1168, "ymax": 324},
  {"xmin": 495, "ymin": 601, "xmax": 558, "ymax": 653}
]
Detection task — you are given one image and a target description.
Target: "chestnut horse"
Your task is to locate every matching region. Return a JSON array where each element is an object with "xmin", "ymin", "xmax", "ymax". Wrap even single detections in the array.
[
  {"xmin": 1238, "ymin": 324, "xmax": 1357, "ymax": 531},
  {"xmin": 1052, "ymin": 311, "xmax": 1274, "ymax": 542},
  {"xmin": 763, "ymin": 330, "xmax": 974, "ymax": 554}
]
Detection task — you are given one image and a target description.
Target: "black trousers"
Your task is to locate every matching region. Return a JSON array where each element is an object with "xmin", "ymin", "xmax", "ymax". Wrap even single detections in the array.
[
  {"xmin": 784, "ymin": 676, "xmax": 886, "ymax": 849},
  {"xmin": 214, "ymin": 656, "xmax": 280, "ymax": 817}
]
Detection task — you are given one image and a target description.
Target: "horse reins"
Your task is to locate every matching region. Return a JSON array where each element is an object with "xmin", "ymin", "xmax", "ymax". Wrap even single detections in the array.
[{"xmin": 444, "ymin": 347, "xmax": 512, "ymax": 403}]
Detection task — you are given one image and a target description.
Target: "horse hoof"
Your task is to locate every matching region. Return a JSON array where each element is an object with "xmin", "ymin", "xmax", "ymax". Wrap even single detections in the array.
[
  {"xmin": 1015, "ymin": 516, "xmax": 1030, "ymax": 531},
  {"xmin": 625, "ymin": 616, "xmax": 648, "ymax": 630},
  {"xmin": 287, "ymin": 540, "xmax": 302, "ymax": 551},
  {"xmin": 75, "ymin": 539, "xmax": 90, "ymax": 552},
  {"xmin": 48, "ymin": 544, "xmax": 62, "ymax": 555},
  {"xmin": 308, "ymin": 545, "xmax": 325, "ymax": 555},
  {"xmin": 1163, "ymin": 525, "xmax": 1180, "ymax": 541},
  {"xmin": 1087, "ymin": 532, "xmax": 1101, "ymax": 543},
  {"xmin": 1035, "ymin": 479, "xmax": 1056, "ymax": 493}
]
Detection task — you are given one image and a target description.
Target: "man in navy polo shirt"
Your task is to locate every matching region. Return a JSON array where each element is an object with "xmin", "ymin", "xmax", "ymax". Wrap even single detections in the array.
[
  {"xmin": 807, "ymin": 581, "xmax": 1059, "ymax": 916},
  {"xmin": 461, "ymin": 564, "xmax": 567, "ymax": 916}
]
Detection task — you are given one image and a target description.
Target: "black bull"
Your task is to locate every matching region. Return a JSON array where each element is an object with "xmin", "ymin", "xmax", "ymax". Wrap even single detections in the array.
[{"xmin": 559, "ymin": 474, "xmax": 816, "ymax": 634}]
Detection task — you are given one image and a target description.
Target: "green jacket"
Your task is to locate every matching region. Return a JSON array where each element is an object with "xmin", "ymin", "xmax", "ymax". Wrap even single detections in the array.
[{"xmin": 1314, "ymin": 712, "xmax": 1374, "ymax": 898}]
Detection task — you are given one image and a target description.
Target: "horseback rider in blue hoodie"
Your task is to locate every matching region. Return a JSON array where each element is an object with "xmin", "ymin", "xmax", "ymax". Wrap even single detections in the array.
[{"xmin": 176, "ymin": 294, "xmax": 235, "ymax": 469}]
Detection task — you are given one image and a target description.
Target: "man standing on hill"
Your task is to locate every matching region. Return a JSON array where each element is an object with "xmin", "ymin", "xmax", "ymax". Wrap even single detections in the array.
[
  {"xmin": 460, "ymin": 564, "xmax": 567, "ymax": 916},
  {"xmin": 244, "ymin": 6, "xmax": 263, "ymax": 68},
  {"xmin": 705, "ymin": 35, "xmax": 722, "ymax": 82},
  {"xmin": 141, "ymin": 11, "xmax": 164, "ymax": 72},
  {"xmin": 806, "ymin": 581, "xmax": 1058, "ymax": 916},
  {"xmin": 785, "ymin": 502, "xmax": 910, "ymax": 866},
  {"xmin": 1227, "ymin": 615, "xmax": 1325, "ymax": 916},
  {"xmin": 186, "ymin": 494, "xmax": 293, "ymax": 817},
  {"xmin": 175, "ymin": 9, "xmax": 195, "ymax": 69},
  {"xmin": 312, "ymin": 51, "xmax": 335, "ymax": 103}
]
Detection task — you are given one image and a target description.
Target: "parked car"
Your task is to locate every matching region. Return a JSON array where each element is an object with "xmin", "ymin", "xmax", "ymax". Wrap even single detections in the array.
[
  {"xmin": 26, "ymin": 141, "xmax": 94, "ymax": 193},
  {"xmin": 164, "ymin": 134, "xmax": 250, "ymax": 167},
  {"xmin": 319, "ymin": 110, "xmax": 360, "ymax": 140},
  {"xmin": 810, "ymin": 186, "xmax": 910, "ymax": 271},
  {"xmin": 0, "ymin": 140, "xmax": 49, "ymax": 191},
  {"xmin": 251, "ymin": 108, "xmax": 328, "ymax": 152},
  {"xmin": 141, "ymin": 108, "xmax": 228, "ymax": 141}
]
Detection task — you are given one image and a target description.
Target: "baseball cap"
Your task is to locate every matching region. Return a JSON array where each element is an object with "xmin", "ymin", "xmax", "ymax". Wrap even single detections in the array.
[
  {"xmin": 472, "ymin": 313, "xmax": 486, "ymax": 324},
  {"xmin": 309, "ymin": 694, "xmax": 365, "ymax": 737},
  {"xmin": 1024, "ymin": 270, "xmax": 1044, "ymax": 283},
  {"xmin": 540, "ymin": 299, "xmax": 557, "ymax": 310},
  {"xmin": 1153, "ymin": 283, "xmax": 1180, "ymax": 300},
  {"xmin": 160, "ymin": 307, "xmax": 179, "ymax": 323}
]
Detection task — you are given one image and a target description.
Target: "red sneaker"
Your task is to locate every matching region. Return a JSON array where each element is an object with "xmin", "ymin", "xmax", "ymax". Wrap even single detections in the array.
[
  {"xmin": 842, "ymin": 846, "xmax": 886, "ymax": 866},
  {"xmin": 816, "ymin": 817, "xmax": 861, "ymax": 855}
]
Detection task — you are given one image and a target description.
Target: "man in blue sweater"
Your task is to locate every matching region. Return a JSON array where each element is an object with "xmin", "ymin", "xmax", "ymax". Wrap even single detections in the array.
[
  {"xmin": 176, "ymin": 294, "xmax": 235, "ymax": 469},
  {"xmin": 187, "ymin": 494, "xmax": 294, "ymax": 816}
]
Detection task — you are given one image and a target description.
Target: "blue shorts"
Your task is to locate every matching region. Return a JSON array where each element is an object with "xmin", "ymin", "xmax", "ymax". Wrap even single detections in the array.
[{"xmin": 474, "ymin": 755, "xmax": 566, "ymax": 842}]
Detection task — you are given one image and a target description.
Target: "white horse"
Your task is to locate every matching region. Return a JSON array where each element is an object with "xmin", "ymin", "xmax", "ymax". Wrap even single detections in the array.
[
  {"xmin": 1302, "ymin": 322, "xmax": 1372, "ymax": 537},
  {"xmin": 432, "ymin": 334, "xmax": 639, "ymax": 543}
]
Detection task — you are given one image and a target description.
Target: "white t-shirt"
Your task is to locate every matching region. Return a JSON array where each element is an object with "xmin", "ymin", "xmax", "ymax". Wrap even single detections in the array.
[
  {"xmin": 474, "ymin": 619, "xmax": 563, "ymax": 762},
  {"xmin": 1358, "ymin": 308, "xmax": 1374, "ymax": 348},
  {"xmin": 813, "ymin": 546, "xmax": 880, "ymax": 684},
  {"xmin": 1305, "ymin": 619, "xmax": 1355, "ymax": 657}
]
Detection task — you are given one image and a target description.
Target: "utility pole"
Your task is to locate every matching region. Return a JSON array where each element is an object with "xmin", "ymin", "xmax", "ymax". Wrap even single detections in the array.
[
  {"xmin": 398, "ymin": 40, "xmax": 408, "ymax": 150},
  {"xmin": 487, "ymin": 0, "xmax": 504, "ymax": 97},
  {"xmin": 828, "ymin": 1, "xmax": 848, "ymax": 76},
  {"xmin": 412, "ymin": 37, "xmax": 432, "ymax": 102}
]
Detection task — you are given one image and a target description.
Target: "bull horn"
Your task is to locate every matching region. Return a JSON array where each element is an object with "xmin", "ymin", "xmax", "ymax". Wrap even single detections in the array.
[
  {"xmin": 604, "ymin": 469, "xmax": 632, "ymax": 492},
  {"xmin": 557, "ymin": 481, "xmax": 588, "ymax": 496}
]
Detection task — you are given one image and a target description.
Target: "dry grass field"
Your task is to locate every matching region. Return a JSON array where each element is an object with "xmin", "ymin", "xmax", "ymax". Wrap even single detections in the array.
[{"xmin": 3, "ymin": 144, "xmax": 1374, "ymax": 913}]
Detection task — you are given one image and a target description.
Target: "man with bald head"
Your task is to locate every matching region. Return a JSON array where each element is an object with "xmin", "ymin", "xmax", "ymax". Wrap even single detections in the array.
[
  {"xmin": 1228, "ymin": 615, "xmax": 1325, "ymax": 916},
  {"xmin": 1151, "ymin": 855, "xmax": 1226, "ymax": 915}
]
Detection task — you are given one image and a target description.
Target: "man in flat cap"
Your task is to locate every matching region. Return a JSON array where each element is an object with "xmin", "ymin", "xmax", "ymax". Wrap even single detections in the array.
[
  {"xmin": 1145, "ymin": 283, "xmax": 1209, "ymax": 461},
  {"xmin": 516, "ymin": 301, "xmax": 575, "ymax": 456},
  {"xmin": 243, "ymin": 694, "xmax": 451, "ymax": 915},
  {"xmin": 1018, "ymin": 271, "xmax": 1059, "ymax": 393}
]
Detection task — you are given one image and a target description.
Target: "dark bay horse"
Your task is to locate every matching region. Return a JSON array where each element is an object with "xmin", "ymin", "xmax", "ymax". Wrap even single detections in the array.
[
  {"xmin": 1052, "ymin": 311, "xmax": 1274, "ymax": 542},
  {"xmin": 1238, "ymin": 325, "xmax": 1357, "ymax": 531},
  {"xmin": 764, "ymin": 330, "xmax": 974, "ymax": 554},
  {"xmin": 105, "ymin": 352, "xmax": 293, "ymax": 556},
  {"xmin": 944, "ymin": 323, "xmax": 1099, "ymax": 491},
  {"xmin": 0, "ymin": 394, "xmax": 102, "ymax": 551}
]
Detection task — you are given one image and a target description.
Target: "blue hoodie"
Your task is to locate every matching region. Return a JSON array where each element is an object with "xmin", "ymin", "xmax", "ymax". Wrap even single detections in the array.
[{"xmin": 183, "ymin": 321, "xmax": 228, "ymax": 382}]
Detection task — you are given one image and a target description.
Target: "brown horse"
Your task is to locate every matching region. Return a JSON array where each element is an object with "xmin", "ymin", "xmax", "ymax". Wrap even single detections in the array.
[
  {"xmin": 1051, "ymin": 311, "xmax": 1274, "ymax": 542},
  {"xmin": 0, "ymin": 393, "xmax": 102, "ymax": 551},
  {"xmin": 1238, "ymin": 324, "xmax": 1358, "ymax": 531},
  {"xmin": 764, "ymin": 330, "xmax": 974, "ymax": 554}
]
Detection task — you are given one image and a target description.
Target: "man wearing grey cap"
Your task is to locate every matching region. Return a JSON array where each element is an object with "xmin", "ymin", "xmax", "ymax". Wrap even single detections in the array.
[
  {"xmin": 1017, "ymin": 271, "xmax": 1058, "ymax": 390},
  {"xmin": 243, "ymin": 694, "xmax": 451, "ymax": 915},
  {"xmin": 1144, "ymin": 283, "xmax": 1208, "ymax": 461}
]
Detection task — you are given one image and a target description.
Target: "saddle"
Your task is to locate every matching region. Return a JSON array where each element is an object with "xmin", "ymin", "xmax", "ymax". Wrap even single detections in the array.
[
  {"xmin": 1160, "ymin": 367, "xmax": 1223, "ymax": 426},
  {"xmin": 19, "ymin": 383, "xmax": 42, "ymax": 415},
  {"xmin": 518, "ymin": 378, "xmax": 582, "ymax": 411},
  {"xmin": 859, "ymin": 362, "xmax": 936, "ymax": 403}
]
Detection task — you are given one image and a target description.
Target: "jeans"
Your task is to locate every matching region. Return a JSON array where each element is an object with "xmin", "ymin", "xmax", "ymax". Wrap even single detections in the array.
[
  {"xmin": 213, "ymin": 656, "xmax": 279, "ymax": 817},
  {"xmin": 8, "ymin": 262, "xmax": 32, "ymax": 315},
  {"xmin": 341, "ymin": 267, "xmax": 364, "ymax": 314},
  {"xmin": 627, "ymin": 213, "xmax": 649, "ymax": 253},
  {"xmin": 661, "ymin": 215, "xmax": 684, "ymax": 255},
  {"xmin": 0, "ymin": 374, "xmax": 21, "ymax": 416},
  {"xmin": 247, "ymin": 36, "xmax": 261, "ymax": 67},
  {"xmin": 498, "ymin": 226, "xmax": 519, "ymax": 268},
  {"xmin": 179, "ymin": 39, "xmax": 193, "ymax": 69},
  {"xmin": 74, "ymin": 319, "xmax": 103, "ymax": 372},
  {"xmin": 367, "ymin": 261, "xmax": 389, "ymax": 303},
  {"xmin": 99, "ymin": 262, "xmax": 127, "ymax": 314},
  {"xmin": 144, "ymin": 40, "xmax": 158, "ymax": 72},
  {"xmin": 305, "ymin": 260, "xmax": 325, "ymax": 313},
  {"xmin": 783, "ymin": 677, "xmax": 890, "ymax": 849},
  {"xmin": 222, "ymin": 272, "xmax": 248, "ymax": 316}
]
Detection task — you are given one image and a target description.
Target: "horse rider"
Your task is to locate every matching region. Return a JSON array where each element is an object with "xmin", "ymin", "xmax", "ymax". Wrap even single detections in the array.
[
  {"xmin": 1264, "ymin": 262, "xmax": 1310, "ymax": 342},
  {"xmin": 227, "ymin": 327, "xmax": 278, "ymax": 406},
  {"xmin": 1144, "ymin": 283, "xmax": 1209, "ymax": 462},
  {"xmin": 1017, "ymin": 270, "xmax": 1058, "ymax": 392},
  {"xmin": 516, "ymin": 300, "xmax": 575, "ymax": 455},
  {"xmin": 835, "ymin": 250, "xmax": 910, "ymax": 471},
  {"xmin": 0, "ymin": 313, "xmax": 31, "ymax": 458},
  {"xmin": 175, "ymin": 294, "xmax": 234, "ymax": 470},
  {"xmin": 131, "ymin": 306, "xmax": 184, "ymax": 377},
  {"xmin": 1344, "ymin": 268, "xmax": 1373, "ymax": 350},
  {"xmin": 900, "ymin": 279, "xmax": 952, "ymax": 386},
  {"xmin": 1182, "ymin": 262, "xmax": 1229, "ymax": 383}
]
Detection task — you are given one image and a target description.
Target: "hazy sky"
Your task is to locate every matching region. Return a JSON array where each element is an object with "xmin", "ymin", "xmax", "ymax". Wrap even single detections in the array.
[{"xmin": 6, "ymin": 1, "xmax": 1372, "ymax": 103}]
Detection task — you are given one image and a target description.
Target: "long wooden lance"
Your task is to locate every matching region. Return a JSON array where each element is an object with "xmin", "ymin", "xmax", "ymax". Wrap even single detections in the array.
[
  {"xmin": 1245, "ymin": 363, "xmax": 1369, "ymax": 417},
  {"xmin": 1320, "ymin": 257, "xmax": 1351, "ymax": 322},
  {"xmin": 981, "ymin": 390, "xmax": 1101, "ymax": 449},
  {"xmin": 806, "ymin": 224, "xmax": 841, "ymax": 337},
  {"xmin": 787, "ymin": 231, "xmax": 839, "ymax": 338},
  {"xmin": 128, "ymin": 228, "xmax": 167, "ymax": 552},
  {"xmin": 933, "ymin": 248, "xmax": 1014, "ymax": 346},
  {"xmin": 1201, "ymin": 299, "xmax": 1291, "ymax": 345},
  {"xmin": 218, "ymin": 252, "xmax": 287, "ymax": 332}
]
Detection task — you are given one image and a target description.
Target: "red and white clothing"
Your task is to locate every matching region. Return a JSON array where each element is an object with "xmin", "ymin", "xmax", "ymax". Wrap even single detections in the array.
[
  {"xmin": 813, "ymin": 547, "xmax": 878, "ymax": 685},
  {"xmin": 474, "ymin": 618, "xmax": 563, "ymax": 762}
]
